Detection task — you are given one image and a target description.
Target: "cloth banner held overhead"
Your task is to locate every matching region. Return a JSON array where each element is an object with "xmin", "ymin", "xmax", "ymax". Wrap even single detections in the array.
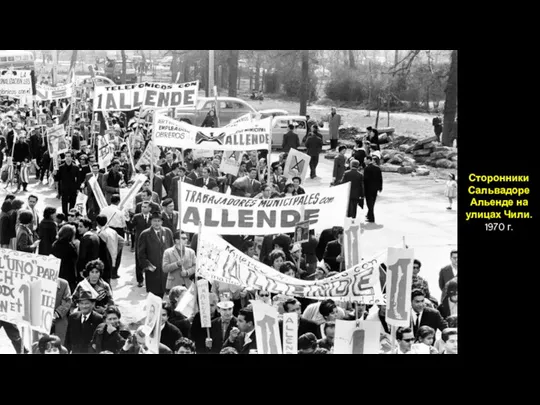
[
  {"xmin": 283, "ymin": 148, "xmax": 311, "ymax": 182},
  {"xmin": 282, "ymin": 313, "xmax": 298, "ymax": 354},
  {"xmin": 135, "ymin": 140, "xmax": 161, "ymax": 172},
  {"xmin": 196, "ymin": 279, "xmax": 212, "ymax": 328},
  {"xmin": 144, "ymin": 293, "xmax": 162, "ymax": 354},
  {"xmin": 74, "ymin": 193, "xmax": 88, "ymax": 216},
  {"xmin": 385, "ymin": 247, "xmax": 415, "ymax": 327},
  {"xmin": 93, "ymin": 81, "xmax": 199, "ymax": 111},
  {"xmin": 334, "ymin": 320, "xmax": 381, "ymax": 354},
  {"xmin": 343, "ymin": 217, "xmax": 362, "ymax": 271},
  {"xmin": 0, "ymin": 70, "xmax": 32, "ymax": 97},
  {"xmin": 36, "ymin": 82, "xmax": 74, "ymax": 100},
  {"xmin": 0, "ymin": 248, "xmax": 60, "ymax": 334},
  {"xmin": 224, "ymin": 112, "xmax": 254, "ymax": 127},
  {"xmin": 251, "ymin": 300, "xmax": 282, "ymax": 354},
  {"xmin": 97, "ymin": 135, "xmax": 115, "ymax": 169},
  {"xmin": 118, "ymin": 174, "xmax": 147, "ymax": 210},
  {"xmin": 152, "ymin": 112, "xmax": 272, "ymax": 151},
  {"xmin": 88, "ymin": 176, "xmax": 108, "ymax": 211},
  {"xmin": 179, "ymin": 181, "xmax": 349, "ymax": 235},
  {"xmin": 198, "ymin": 233, "xmax": 382, "ymax": 302},
  {"xmin": 219, "ymin": 152, "xmax": 242, "ymax": 176}
]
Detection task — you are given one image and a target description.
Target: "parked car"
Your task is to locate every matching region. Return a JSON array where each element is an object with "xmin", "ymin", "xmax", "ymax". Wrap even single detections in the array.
[
  {"xmin": 258, "ymin": 109, "xmax": 289, "ymax": 119},
  {"xmin": 175, "ymin": 97, "xmax": 258, "ymax": 126},
  {"xmin": 75, "ymin": 75, "xmax": 116, "ymax": 87},
  {"xmin": 270, "ymin": 115, "xmax": 330, "ymax": 149}
]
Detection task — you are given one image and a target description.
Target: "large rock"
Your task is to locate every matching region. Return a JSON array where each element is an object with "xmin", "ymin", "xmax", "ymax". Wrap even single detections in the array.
[
  {"xmin": 414, "ymin": 136, "xmax": 438, "ymax": 149},
  {"xmin": 389, "ymin": 154, "xmax": 405, "ymax": 164},
  {"xmin": 423, "ymin": 142, "xmax": 435, "ymax": 149},
  {"xmin": 413, "ymin": 149, "xmax": 431, "ymax": 157},
  {"xmin": 380, "ymin": 164, "xmax": 400, "ymax": 173},
  {"xmin": 451, "ymin": 155, "xmax": 458, "ymax": 162},
  {"xmin": 450, "ymin": 161, "xmax": 458, "ymax": 169},
  {"xmin": 435, "ymin": 159, "xmax": 454, "ymax": 168},
  {"xmin": 413, "ymin": 156, "xmax": 429, "ymax": 164},
  {"xmin": 429, "ymin": 151, "xmax": 447, "ymax": 160},
  {"xmin": 415, "ymin": 167, "xmax": 430, "ymax": 176},
  {"xmin": 399, "ymin": 144, "xmax": 412, "ymax": 152},
  {"xmin": 398, "ymin": 166, "xmax": 414, "ymax": 174},
  {"xmin": 379, "ymin": 133, "xmax": 389, "ymax": 144},
  {"xmin": 446, "ymin": 151, "xmax": 458, "ymax": 159}
]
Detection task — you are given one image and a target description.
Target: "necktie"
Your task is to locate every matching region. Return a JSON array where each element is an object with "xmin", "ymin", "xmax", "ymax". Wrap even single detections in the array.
[
  {"xmin": 82, "ymin": 315, "xmax": 87, "ymax": 324},
  {"xmin": 157, "ymin": 231, "xmax": 161, "ymax": 241},
  {"xmin": 414, "ymin": 312, "xmax": 420, "ymax": 330}
]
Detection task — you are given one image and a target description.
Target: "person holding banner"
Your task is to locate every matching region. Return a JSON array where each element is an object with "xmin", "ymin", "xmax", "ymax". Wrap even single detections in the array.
[
  {"xmin": 102, "ymin": 160, "xmax": 123, "ymax": 205},
  {"xmin": 222, "ymin": 307, "xmax": 257, "ymax": 355},
  {"xmin": 208, "ymin": 300, "xmax": 238, "ymax": 354},
  {"xmin": 162, "ymin": 231, "xmax": 196, "ymax": 292},
  {"xmin": 72, "ymin": 259, "xmax": 114, "ymax": 315},
  {"xmin": 91, "ymin": 305, "xmax": 131, "ymax": 354},
  {"xmin": 137, "ymin": 211, "xmax": 174, "ymax": 298}
]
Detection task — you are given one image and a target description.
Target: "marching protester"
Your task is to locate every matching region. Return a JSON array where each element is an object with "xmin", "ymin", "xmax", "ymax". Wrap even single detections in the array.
[
  {"xmin": 339, "ymin": 159, "xmax": 364, "ymax": 219},
  {"xmin": 363, "ymin": 155, "xmax": 383, "ymax": 223}
]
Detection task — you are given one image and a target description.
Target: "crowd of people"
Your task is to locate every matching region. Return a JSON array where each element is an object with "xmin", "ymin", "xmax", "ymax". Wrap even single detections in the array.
[{"xmin": 0, "ymin": 95, "xmax": 458, "ymax": 354}]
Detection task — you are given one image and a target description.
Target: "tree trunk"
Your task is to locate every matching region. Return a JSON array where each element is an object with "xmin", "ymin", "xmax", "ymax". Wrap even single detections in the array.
[
  {"xmin": 171, "ymin": 52, "xmax": 179, "ymax": 83},
  {"xmin": 442, "ymin": 50, "xmax": 457, "ymax": 147},
  {"xmin": 387, "ymin": 94, "xmax": 391, "ymax": 126},
  {"xmin": 394, "ymin": 50, "xmax": 399, "ymax": 67},
  {"xmin": 184, "ymin": 62, "xmax": 190, "ymax": 82},
  {"xmin": 120, "ymin": 50, "xmax": 127, "ymax": 84},
  {"xmin": 228, "ymin": 50, "xmax": 239, "ymax": 97},
  {"xmin": 375, "ymin": 94, "xmax": 381, "ymax": 128},
  {"xmin": 249, "ymin": 69, "xmax": 253, "ymax": 92},
  {"xmin": 299, "ymin": 50, "xmax": 309, "ymax": 116},
  {"xmin": 367, "ymin": 60, "xmax": 372, "ymax": 116},
  {"xmin": 425, "ymin": 84, "xmax": 431, "ymax": 113},
  {"xmin": 254, "ymin": 54, "xmax": 261, "ymax": 91},
  {"xmin": 238, "ymin": 67, "xmax": 241, "ymax": 90},
  {"xmin": 69, "ymin": 50, "xmax": 78, "ymax": 79},
  {"xmin": 349, "ymin": 50, "xmax": 356, "ymax": 69}
]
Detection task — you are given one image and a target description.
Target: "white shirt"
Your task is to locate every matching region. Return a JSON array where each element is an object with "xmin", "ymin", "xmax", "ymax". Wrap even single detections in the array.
[
  {"xmin": 81, "ymin": 313, "xmax": 90, "ymax": 324},
  {"xmin": 100, "ymin": 205, "xmax": 126, "ymax": 228},
  {"xmin": 449, "ymin": 301, "xmax": 457, "ymax": 316},
  {"xmin": 412, "ymin": 310, "xmax": 423, "ymax": 327},
  {"xmin": 451, "ymin": 264, "xmax": 458, "ymax": 277},
  {"xmin": 244, "ymin": 329, "xmax": 255, "ymax": 346}
]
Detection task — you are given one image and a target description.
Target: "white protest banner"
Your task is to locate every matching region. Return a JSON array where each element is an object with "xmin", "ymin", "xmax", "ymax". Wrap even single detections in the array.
[
  {"xmin": 135, "ymin": 141, "xmax": 161, "ymax": 172},
  {"xmin": 198, "ymin": 233, "xmax": 381, "ymax": 302},
  {"xmin": 219, "ymin": 152, "xmax": 241, "ymax": 176},
  {"xmin": 152, "ymin": 112, "xmax": 272, "ymax": 152},
  {"xmin": 344, "ymin": 217, "xmax": 362, "ymax": 271},
  {"xmin": 118, "ymin": 174, "xmax": 147, "ymax": 211},
  {"xmin": 176, "ymin": 282, "xmax": 198, "ymax": 319},
  {"xmin": 192, "ymin": 149, "xmax": 214, "ymax": 159},
  {"xmin": 144, "ymin": 293, "xmax": 162, "ymax": 354},
  {"xmin": 179, "ymin": 181, "xmax": 349, "ymax": 235},
  {"xmin": 47, "ymin": 125, "xmax": 68, "ymax": 155},
  {"xmin": 79, "ymin": 278, "xmax": 100, "ymax": 299},
  {"xmin": 196, "ymin": 279, "xmax": 212, "ymax": 328},
  {"xmin": 93, "ymin": 81, "xmax": 199, "ymax": 111},
  {"xmin": 385, "ymin": 248, "xmax": 415, "ymax": 327},
  {"xmin": 36, "ymin": 82, "xmax": 74, "ymax": 101},
  {"xmin": 283, "ymin": 148, "xmax": 311, "ymax": 182},
  {"xmin": 0, "ymin": 70, "xmax": 32, "ymax": 97},
  {"xmin": 334, "ymin": 320, "xmax": 381, "ymax": 354},
  {"xmin": 75, "ymin": 193, "xmax": 88, "ymax": 216},
  {"xmin": 97, "ymin": 135, "xmax": 115, "ymax": 169},
  {"xmin": 282, "ymin": 313, "xmax": 298, "ymax": 354},
  {"xmin": 224, "ymin": 112, "xmax": 253, "ymax": 127},
  {"xmin": 251, "ymin": 300, "xmax": 282, "ymax": 354},
  {"xmin": 88, "ymin": 176, "xmax": 108, "ymax": 211},
  {"xmin": 0, "ymin": 248, "xmax": 60, "ymax": 334}
]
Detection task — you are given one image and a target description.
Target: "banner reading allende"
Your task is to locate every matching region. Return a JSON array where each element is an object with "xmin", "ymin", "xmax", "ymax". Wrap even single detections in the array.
[
  {"xmin": 0, "ymin": 248, "xmax": 60, "ymax": 334},
  {"xmin": 198, "ymin": 233, "xmax": 382, "ymax": 302},
  {"xmin": 93, "ymin": 81, "xmax": 199, "ymax": 111},
  {"xmin": 152, "ymin": 112, "xmax": 272, "ymax": 151},
  {"xmin": 179, "ymin": 181, "xmax": 350, "ymax": 234}
]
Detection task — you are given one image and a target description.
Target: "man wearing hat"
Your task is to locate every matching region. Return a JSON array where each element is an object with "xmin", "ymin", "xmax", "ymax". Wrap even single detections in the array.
[
  {"xmin": 339, "ymin": 159, "xmax": 365, "ymax": 219},
  {"xmin": 207, "ymin": 300, "xmax": 238, "ymax": 354},
  {"xmin": 64, "ymin": 290, "xmax": 104, "ymax": 354},
  {"xmin": 137, "ymin": 210, "xmax": 174, "ymax": 298}
]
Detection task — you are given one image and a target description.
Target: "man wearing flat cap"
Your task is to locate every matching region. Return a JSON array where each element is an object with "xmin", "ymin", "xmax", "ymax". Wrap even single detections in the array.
[
  {"xmin": 137, "ymin": 211, "xmax": 174, "ymax": 298},
  {"xmin": 65, "ymin": 290, "xmax": 103, "ymax": 354},
  {"xmin": 207, "ymin": 300, "xmax": 238, "ymax": 354}
]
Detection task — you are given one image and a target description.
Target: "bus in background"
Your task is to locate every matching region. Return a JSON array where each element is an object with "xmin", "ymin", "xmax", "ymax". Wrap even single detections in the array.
[{"xmin": 0, "ymin": 50, "xmax": 35, "ymax": 71}]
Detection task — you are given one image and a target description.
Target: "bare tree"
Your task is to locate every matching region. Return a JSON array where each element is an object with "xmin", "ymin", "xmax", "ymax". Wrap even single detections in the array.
[
  {"xmin": 299, "ymin": 50, "xmax": 309, "ymax": 116},
  {"xmin": 120, "ymin": 50, "xmax": 127, "ymax": 84},
  {"xmin": 442, "ymin": 50, "xmax": 457, "ymax": 147},
  {"xmin": 228, "ymin": 50, "xmax": 239, "ymax": 97},
  {"xmin": 349, "ymin": 50, "xmax": 356, "ymax": 69}
]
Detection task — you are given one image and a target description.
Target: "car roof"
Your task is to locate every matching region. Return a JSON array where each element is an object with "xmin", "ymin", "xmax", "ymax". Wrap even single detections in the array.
[
  {"xmin": 273, "ymin": 115, "xmax": 307, "ymax": 121},
  {"xmin": 259, "ymin": 109, "xmax": 288, "ymax": 113},
  {"xmin": 198, "ymin": 97, "xmax": 250, "ymax": 102}
]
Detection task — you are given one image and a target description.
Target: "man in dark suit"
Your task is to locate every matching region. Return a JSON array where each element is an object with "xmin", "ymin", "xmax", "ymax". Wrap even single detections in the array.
[
  {"xmin": 160, "ymin": 152, "xmax": 175, "ymax": 177},
  {"xmin": 159, "ymin": 303, "xmax": 183, "ymax": 352},
  {"xmin": 161, "ymin": 198, "xmax": 179, "ymax": 234},
  {"xmin": 223, "ymin": 306, "xmax": 257, "ymax": 354},
  {"xmin": 316, "ymin": 227, "xmax": 337, "ymax": 262},
  {"xmin": 410, "ymin": 289, "xmax": 448, "ymax": 338},
  {"xmin": 102, "ymin": 160, "xmax": 123, "ymax": 205},
  {"xmin": 131, "ymin": 201, "xmax": 152, "ymax": 287},
  {"xmin": 278, "ymin": 298, "xmax": 321, "ymax": 339},
  {"xmin": 269, "ymin": 165, "xmax": 287, "ymax": 193},
  {"xmin": 135, "ymin": 189, "xmax": 161, "ymax": 214},
  {"xmin": 77, "ymin": 218, "xmax": 100, "ymax": 279},
  {"xmin": 207, "ymin": 301, "xmax": 238, "ymax": 354},
  {"xmin": 65, "ymin": 290, "xmax": 103, "ymax": 354},
  {"xmin": 163, "ymin": 162, "xmax": 180, "ymax": 196},
  {"xmin": 363, "ymin": 155, "xmax": 383, "ymax": 223},
  {"xmin": 84, "ymin": 163, "xmax": 105, "ymax": 223},
  {"xmin": 187, "ymin": 159, "xmax": 204, "ymax": 183},
  {"xmin": 438, "ymin": 249, "xmax": 458, "ymax": 301},
  {"xmin": 137, "ymin": 211, "xmax": 174, "ymax": 298},
  {"xmin": 323, "ymin": 227, "xmax": 344, "ymax": 272},
  {"xmin": 195, "ymin": 166, "xmax": 219, "ymax": 191},
  {"xmin": 140, "ymin": 164, "xmax": 164, "ymax": 203},
  {"xmin": 332, "ymin": 145, "xmax": 348, "ymax": 185},
  {"xmin": 169, "ymin": 166, "xmax": 193, "ymax": 210},
  {"xmin": 56, "ymin": 151, "xmax": 79, "ymax": 215},
  {"xmin": 339, "ymin": 159, "xmax": 365, "ymax": 218},
  {"xmin": 134, "ymin": 180, "xmax": 160, "ymax": 206},
  {"xmin": 305, "ymin": 131, "xmax": 323, "ymax": 179},
  {"xmin": 282, "ymin": 124, "xmax": 300, "ymax": 153}
]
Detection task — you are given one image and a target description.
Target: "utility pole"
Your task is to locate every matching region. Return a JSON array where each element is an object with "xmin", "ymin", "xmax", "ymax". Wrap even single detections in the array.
[{"xmin": 209, "ymin": 50, "xmax": 215, "ymax": 94}]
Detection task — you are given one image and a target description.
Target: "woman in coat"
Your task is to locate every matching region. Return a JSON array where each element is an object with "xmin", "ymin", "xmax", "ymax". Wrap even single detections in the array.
[
  {"xmin": 72, "ymin": 259, "xmax": 114, "ymax": 315},
  {"xmin": 91, "ymin": 305, "xmax": 131, "ymax": 354},
  {"xmin": 200, "ymin": 109, "xmax": 216, "ymax": 128},
  {"xmin": 0, "ymin": 199, "xmax": 13, "ymax": 248},
  {"xmin": 15, "ymin": 210, "xmax": 39, "ymax": 253},
  {"xmin": 162, "ymin": 231, "xmax": 196, "ymax": 293},
  {"xmin": 7, "ymin": 198, "xmax": 24, "ymax": 248},
  {"xmin": 51, "ymin": 224, "xmax": 79, "ymax": 292},
  {"xmin": 38, "ymin": 207, "xmax": 57, "ymax": 256}
]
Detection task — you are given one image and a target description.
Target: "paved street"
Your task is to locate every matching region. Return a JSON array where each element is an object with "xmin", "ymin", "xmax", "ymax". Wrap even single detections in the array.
[{"xmin": 0, "ymin": 152, "xmax": 457, "ymax": 353}]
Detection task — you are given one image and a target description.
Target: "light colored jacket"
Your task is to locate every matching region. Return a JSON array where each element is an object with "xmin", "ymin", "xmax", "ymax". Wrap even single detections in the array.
[
  {"xmin": 162, "ymin": 245, "xmax": 197, "ymax": 290},
  {"xmin": 98, "ymin": 226, "xmax": 125, "ymax": 265},
  {"xmin": 328, "ymin": 113, "xmax": 341, "ymax": 139}
]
